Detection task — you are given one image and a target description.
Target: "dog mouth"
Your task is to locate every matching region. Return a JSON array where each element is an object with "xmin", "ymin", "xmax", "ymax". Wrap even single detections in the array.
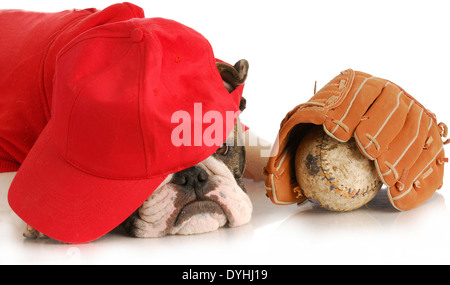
[
  {"xmin": 129, "ymin": 168, "xmax": 253, "ymax": 238},
  {"xmin": 170, "ymin": 199, "xmax": 228, "ymax": 235}
]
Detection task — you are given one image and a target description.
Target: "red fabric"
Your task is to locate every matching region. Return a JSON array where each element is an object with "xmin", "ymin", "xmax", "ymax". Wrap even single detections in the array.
[
  {"xmin": 8, "ymin": 17, "xmax": 244, "ymax": 243},
  {"xmin": 0, "ymin": 3, "xmax": 144, "ymax": 172}
]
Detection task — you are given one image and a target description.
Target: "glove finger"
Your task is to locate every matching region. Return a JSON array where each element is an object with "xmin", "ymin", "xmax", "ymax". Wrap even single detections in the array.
[
  {"xmin": 324, "ymin": 74, "xmax": 385, "ymax": 142},
  {"xmin": 375, "ymin": 103, "xmax": 432, "ymax": 187},
  {"xmin": 387, "ymin": 123, "xmax": 446, "ymax": 210},
  {"xmin": 354, "ymin": 83, "xmax": 413, "ymax": 160}
]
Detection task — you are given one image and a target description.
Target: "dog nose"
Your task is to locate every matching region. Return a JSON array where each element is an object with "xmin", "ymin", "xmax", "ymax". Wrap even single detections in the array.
[{"xmin": 172, "ymin": 166, "xmax": 209, "ymax": 189}]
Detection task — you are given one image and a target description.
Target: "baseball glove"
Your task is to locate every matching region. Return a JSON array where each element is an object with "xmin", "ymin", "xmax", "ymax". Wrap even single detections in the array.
[{"xmin": 264, "ymin": 69, "xmax": 449, "ymax": 210}]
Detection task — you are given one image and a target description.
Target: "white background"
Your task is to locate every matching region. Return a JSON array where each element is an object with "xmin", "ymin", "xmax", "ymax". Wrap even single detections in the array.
[{"xmin": 1, "ymin": 0, "xmax": 450, "ymax": 265}]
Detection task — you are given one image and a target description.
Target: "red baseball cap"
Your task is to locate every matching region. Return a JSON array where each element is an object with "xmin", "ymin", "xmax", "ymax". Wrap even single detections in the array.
[{"xmin": 8, "ymin": 17, "xmax": 243, "ymax": 243}]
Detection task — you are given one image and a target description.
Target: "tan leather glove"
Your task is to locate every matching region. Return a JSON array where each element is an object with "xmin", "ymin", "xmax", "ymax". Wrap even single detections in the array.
[{"xmin": 265, "ymin": 69, "xmax": 449, "ymax": 210}]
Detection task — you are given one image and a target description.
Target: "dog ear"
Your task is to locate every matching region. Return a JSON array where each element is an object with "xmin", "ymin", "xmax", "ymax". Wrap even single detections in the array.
[{"xmin": 216, "ymin": 59, "xmax": 248, "ymax": 112}]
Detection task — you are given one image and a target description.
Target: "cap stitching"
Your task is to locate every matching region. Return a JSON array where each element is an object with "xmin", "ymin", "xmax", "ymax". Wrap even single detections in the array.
[
  {"xmin": 64, "ymin": 43, "xmax": 135, "ymax": 159},
  {"xmin": 135, "ymin": 37, "xmax": 149, "ymax": 177},
  {"xmin": 41, "ymin": 12, "xmax": 94, "ymax": 122}
]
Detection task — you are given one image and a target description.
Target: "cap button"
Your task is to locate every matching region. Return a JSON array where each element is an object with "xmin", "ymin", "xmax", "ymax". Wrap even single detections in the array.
[{"xmin": 130, "ymin": 28, "xmax": 144, "ymax": 42}]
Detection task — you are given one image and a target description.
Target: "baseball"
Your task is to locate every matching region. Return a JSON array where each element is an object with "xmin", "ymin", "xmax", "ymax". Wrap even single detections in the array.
[{"xmin": 295, "ymin": 125, "xmax": 382, "ymax": 211}]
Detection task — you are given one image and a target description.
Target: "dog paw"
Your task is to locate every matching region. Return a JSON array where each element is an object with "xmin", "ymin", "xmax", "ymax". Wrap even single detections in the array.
[{"xmin": 23, "ymin": 224, "xmax": 47, "ymax": 239}]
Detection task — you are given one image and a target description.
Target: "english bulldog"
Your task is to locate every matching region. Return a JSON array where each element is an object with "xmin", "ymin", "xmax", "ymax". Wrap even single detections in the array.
[{"xmin": 24, "ymin": 59, "xmax": 254, "ymax": 239}]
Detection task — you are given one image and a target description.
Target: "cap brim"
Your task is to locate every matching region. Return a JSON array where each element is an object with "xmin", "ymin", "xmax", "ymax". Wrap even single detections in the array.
[{"xmin": 8, "ymin": 123, "xmax": 167, "ymax": 243}]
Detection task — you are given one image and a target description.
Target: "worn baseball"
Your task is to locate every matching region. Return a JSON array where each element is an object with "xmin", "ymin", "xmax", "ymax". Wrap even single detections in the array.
[{"xmin": 295, "ymin": 126, "xmax": 382, "ymax": 211}]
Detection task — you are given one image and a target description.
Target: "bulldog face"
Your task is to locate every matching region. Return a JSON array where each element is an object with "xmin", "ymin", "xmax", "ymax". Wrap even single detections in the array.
[
  {"xmin": 122, "ymin": 59, "xmax": 251, "ymax": 237},
  {"xmin": 123, "ymin": 118, "xmax": 252, "ymax": 237}
]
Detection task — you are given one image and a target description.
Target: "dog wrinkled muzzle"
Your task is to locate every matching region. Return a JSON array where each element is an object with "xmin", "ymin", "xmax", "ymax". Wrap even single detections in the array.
[{"xmin": 124, "ymin": 157, "xmax": 252, "ymax": 237}]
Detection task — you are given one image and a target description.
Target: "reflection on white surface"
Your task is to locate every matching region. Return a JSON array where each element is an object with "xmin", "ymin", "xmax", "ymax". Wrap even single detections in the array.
[{"xmin": 2, "ymin": 173, "xmax": 450, "ymax": 265}]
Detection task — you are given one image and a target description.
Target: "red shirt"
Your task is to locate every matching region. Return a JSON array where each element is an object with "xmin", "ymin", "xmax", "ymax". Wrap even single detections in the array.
[{"xmin": 0, "ymin": 3, "xmax": 144, "ymax": 172}]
